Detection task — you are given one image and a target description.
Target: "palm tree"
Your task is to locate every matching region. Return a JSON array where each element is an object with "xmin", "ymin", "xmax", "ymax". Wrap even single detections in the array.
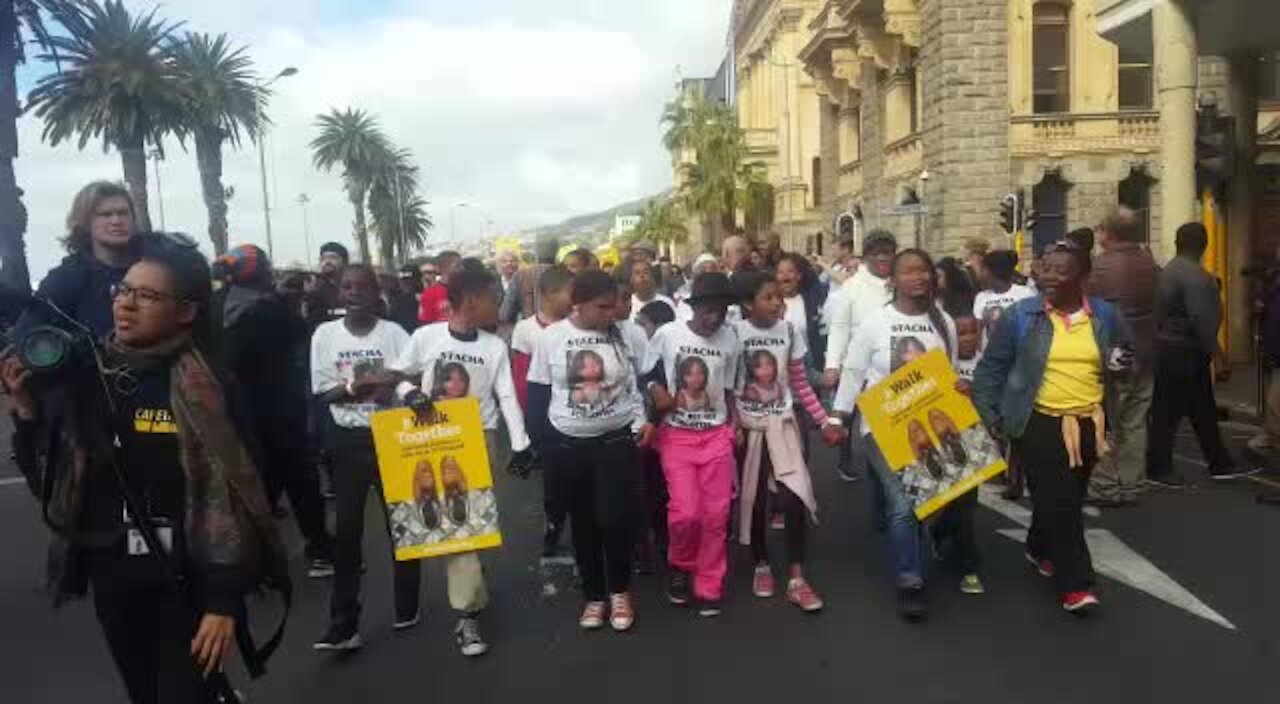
[
  {"xmin": 169, "ymin": 32, "xmax": 264, "ymax": 255},
  {"xmin": 368, "ymin": 146, "xmax": 431, "ymax": 269},
  {"xmin": 310, "ymin": 107, "xmax": 391, "ymax": 263},
  {"xmin": 667, "ymin": 97, "xmax": 772, "ymax": 240},
  {"xmin": 634, "ymin": 198, "xmax": 688, "ymax": 249},
  {"xmin": 27, "ymin": 0, "xmax": 187, "ymax": 234},
  {"xmin": 1, "ymin": 0, "xmax": 86, "ymax": 290}
]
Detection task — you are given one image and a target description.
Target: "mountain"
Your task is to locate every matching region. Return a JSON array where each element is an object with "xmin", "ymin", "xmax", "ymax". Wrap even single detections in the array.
[{"xmin": 526, "ymin": 190, "xmax": 672, "ymax": 241}]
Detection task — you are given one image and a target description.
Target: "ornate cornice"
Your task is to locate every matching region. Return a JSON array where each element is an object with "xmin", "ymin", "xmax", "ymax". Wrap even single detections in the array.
[{"xmin": 884, "ymin": 0, "xmax": 921, "ymax": 48}]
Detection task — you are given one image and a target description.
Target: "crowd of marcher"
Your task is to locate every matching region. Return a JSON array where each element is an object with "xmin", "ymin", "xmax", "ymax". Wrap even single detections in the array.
[{"xmin": 3, "ymin": 180, "xmax": 1276, "ymax": 703}]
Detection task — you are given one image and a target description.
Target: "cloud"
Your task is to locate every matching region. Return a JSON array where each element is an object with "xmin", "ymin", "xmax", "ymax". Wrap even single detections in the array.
[{"xmin": 13, "ymin": 0, "xmax": 731, "ymax": 280}]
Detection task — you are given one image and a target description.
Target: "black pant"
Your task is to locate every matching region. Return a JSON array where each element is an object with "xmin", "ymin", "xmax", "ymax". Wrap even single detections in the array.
[
  {"xmin": 543, "ymin": 428, "xmax": 636, "ymax": 601},
  {"xmin": 328, "ymin": 426, "xmax": 422, "ymax": 627},
  {"xmin": 257, "ymin": 416, "xmax": 333, "ymax": 559},
  {"xmin": 633, "ymin": 446, "xmax": 669, "ymax": 551},
  {"xmin": 930, "ymin": 490, "xmax": 980, "ymax": 574},
  {"xmin": 88, "ymin": 550, "xmax": 223, "ymax": 704},
  {"xmin": 748, "ymin": 440, "xmax": 807, "ymax": 565},
  {"xmin": 1147, "ymin": 347, "xmax": 1235, "ymax": 476},
  {"xmin": 1018, "ymin": 412, "xmax": 1097, "ymax": 594}
]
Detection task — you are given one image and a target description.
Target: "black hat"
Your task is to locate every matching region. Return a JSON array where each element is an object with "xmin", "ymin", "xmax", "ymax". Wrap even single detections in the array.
[
  {"xmin": 686, "ymin": 272, "xmax": 737, "ymax": 305},
  {"xmin": 320, "ymin": 241, "xmax": 349, "ymax": 262}
]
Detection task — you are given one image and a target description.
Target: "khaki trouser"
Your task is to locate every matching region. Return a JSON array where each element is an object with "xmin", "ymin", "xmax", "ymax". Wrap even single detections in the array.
[
  {"xmin": 1089, "ymin": 372, "xmax": 1154, "ymax": 501},
  {"xmin": 445, "ymin": 429, "xmax": 507, "ymax": 613}
]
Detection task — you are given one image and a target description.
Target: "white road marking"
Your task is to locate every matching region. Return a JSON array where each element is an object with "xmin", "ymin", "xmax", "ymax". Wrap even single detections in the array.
[
  {"xmin": 979, "ymin": 485, "xmax": 1236, "ymax": 631},
  {"xmin": 0, "ymin": 477, "xmax": 25, "ymax": 487}
]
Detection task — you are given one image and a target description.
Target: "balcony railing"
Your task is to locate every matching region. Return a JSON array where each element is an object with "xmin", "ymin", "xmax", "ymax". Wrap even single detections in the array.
[{"xmin": 1010, "ymin": 112, "xmax": 1160, "ymax": 155}]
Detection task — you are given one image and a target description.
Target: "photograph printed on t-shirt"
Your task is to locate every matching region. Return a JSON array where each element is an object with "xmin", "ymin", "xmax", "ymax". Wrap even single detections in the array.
[
  {"xmin": 429, "ymin": 359, "xmax": 472, "ymax": 400},
  {"xmin": 674, "ymin": 354, "xmax": 712, "ymax": 414},
  {"xmin": 890, "ymin": 334, "xmax": 930, "ymax": 372},
  {"xmin": 566, "ymin": 347, "xmax": 623, "ymax": 414},
  {"xmin": 740, "ymin": 349, "xmax": 784, "ymax": 413}
]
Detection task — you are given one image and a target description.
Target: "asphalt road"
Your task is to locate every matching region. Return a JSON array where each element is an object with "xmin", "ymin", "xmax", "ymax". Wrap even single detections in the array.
[{"xmin": 2, "ymin": 423, "xmax": 1277, "ymax": 703}]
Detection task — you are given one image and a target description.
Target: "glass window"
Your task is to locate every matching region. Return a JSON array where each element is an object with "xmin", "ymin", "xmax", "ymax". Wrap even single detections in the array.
[
  {"xmin": 1261, "ymin": 52, "xmax": 1280, "ymax": 102},
  {"xmin": 1032, "ymin": 173, "xmax": 1070, "ymax": 254},
  {"xmin": 1033, "ymin": 3, "xmax": 1071, "ymax": 114},
  {"xmin": 1118, "ymin": 47, "xmax": 1152, "ymax": 110},
  {"xmin": 1118, "ymin": 169, "xmax": 1153, "ymax": 242}
]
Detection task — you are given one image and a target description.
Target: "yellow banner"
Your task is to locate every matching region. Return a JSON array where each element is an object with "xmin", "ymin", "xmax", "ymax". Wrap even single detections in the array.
[
  {"xmin": 371, "ymin": 399, "xmax": 503, "ymax": 561},
  {"xmin": 856, "ymin": 350, "xmax": 1007, "ymax": 519}
]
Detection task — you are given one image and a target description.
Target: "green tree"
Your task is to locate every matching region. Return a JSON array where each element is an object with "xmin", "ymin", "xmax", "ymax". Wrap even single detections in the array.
[
  {"xmin": 169, "ymin": 32, "xmax": 264, "ymax": 255},
  {"xmin": 27, "ymin": 0, "xmax": 187, "ymax": 234},
  {"xmin": 310, "ymin": 107, "xmax": 391, "ymax": 263},
  {"xmin": 633, "ymin": 198, "xmax": 687, "ymax": 250},
  {"xmin": 1, "ymin": 0, "xmax": 87, "ymax": 290},
  {"xmin": 661, "ymin": 91, "xmax": 771, "ymax": 238},
  {"xmin": 368, "ymin": 146, "xmax": 432, "ymax": 269}
]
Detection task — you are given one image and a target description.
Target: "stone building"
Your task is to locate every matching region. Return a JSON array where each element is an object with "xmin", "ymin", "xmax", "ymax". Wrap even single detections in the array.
[{"xmin": 721, "ymin": 0, "xmax": 1279, "ymax": 361}]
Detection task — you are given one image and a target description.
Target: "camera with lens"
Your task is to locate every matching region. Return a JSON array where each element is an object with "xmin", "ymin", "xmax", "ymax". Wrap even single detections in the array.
[{"xmin": 0, "ymin": 291, "xmax": 99, "ymax": 388}]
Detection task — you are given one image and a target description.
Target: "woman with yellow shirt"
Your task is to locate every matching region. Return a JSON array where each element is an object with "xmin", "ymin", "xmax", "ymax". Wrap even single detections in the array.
[{"xmin": 972, "ymin": 241, "xmax": 1133, "ymax": 615}]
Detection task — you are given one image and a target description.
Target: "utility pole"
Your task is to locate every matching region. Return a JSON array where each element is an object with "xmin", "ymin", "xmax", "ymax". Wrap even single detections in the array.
[
  {"xmin": 256, "ymin": 66, "xmax": 299, "ymax": 259},
  {"xmin": 298, "ymin": 193, "xmax": 313, "ymax": 261}
]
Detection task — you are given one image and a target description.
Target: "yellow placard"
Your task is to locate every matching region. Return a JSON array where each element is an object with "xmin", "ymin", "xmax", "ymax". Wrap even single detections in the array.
[
  {"xmin": 371, "ymin": 398, "xmax": 503, "ymax": 561},
  {"xmin": 857, "ymin": 349, "xmax": 1007, "ymax": 519}
]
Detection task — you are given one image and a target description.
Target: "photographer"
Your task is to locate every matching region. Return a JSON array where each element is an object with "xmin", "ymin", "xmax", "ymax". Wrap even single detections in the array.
[{"xmin": 4, "ymin": 235, "xmax": 285, "ymax": 703}]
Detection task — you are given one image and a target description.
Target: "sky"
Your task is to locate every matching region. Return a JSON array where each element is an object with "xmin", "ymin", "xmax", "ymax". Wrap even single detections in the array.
[{"xmin": 14, "ymin": 0, "xmax": 732, "ymax": 278}]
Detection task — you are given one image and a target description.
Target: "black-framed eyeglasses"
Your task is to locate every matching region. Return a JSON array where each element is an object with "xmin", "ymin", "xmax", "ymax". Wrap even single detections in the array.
[{"xmin": 111, "ymin": 282, "xmax": 185, "ymax": 306}]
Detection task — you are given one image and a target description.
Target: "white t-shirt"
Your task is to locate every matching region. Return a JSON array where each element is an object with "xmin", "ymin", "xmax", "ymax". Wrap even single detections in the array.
[
  {"xmin": 834, "ymin": 305, "xmax": 958, "ymax": 434},
  {"xmin": 391, "ymin": 323, "xmax": 530, "ymax": 450},
  {"xmin": 783, "ymin": 294, "xmax": 808, "ymax": 343},
  {"xmin": 973, "ymin": 284, "xmax": 1035, "ymax": 338},
  {"xmin": 631, "ymin": 293, "xmax": 675, "ymax": 323},
  {"xmin": 511, "ymin": 315, "xmax": 554, "ymax": 356},
  {"xmin": 310, "ymin": 319, "xmax": 411, "ymax": 429},
  {"xmin": 527, "ymin": 320, "xmax": 644, "ymax": 438},
  {"xmin": 734, "ymin": 319, "xmax": 806, "ymax": 419},
  {"xmin": 644, "ymin": 321, "xmax": 740, "ymax": 431},
  {"xmin": 954, "ymin": 354, "xmax": 980, "ymax": 382},
  {"xmin": 617, "ymin": 318, "xmax": 650, "ymax": 377}
]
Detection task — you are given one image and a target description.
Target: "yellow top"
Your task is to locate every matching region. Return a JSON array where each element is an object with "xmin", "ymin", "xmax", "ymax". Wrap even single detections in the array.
[{"xmin": 1034, "ymin": 311, "xmax": 1103, "ymax": 413}]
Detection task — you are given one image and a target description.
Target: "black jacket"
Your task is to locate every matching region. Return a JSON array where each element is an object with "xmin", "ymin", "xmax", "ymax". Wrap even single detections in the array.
[{"xmin": 220, "ymin": 286, "xmax": 310, "ymax": 434}]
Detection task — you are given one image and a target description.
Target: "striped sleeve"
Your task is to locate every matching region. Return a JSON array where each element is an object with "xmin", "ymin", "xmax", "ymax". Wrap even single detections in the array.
[{"xmin": 789, "ymin": 359, "xmax": 828, "ymax": 426}]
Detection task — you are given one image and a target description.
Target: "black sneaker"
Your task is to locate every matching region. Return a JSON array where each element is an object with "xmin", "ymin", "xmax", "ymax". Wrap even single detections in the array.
[
  {"xmin": 697, "ymin": 599, "xmax": 722, "ymax": 618},
  {"xmin": 393, "ymin": 609, "xmax": 420, "ymax": 631},
  {"xmin": 1145, "ymin": 473, "xmax": 1187, "ymax": 489},
  {"xmin": 667, "ymin": 570, "xmax": 691, "ymax": 606},
  {"xmin": 307, "ymin": 558, "xmax": 335, "ymax": 579},
  {"xmin": 1210, "ymin": 466, "xmax": 1262, "ymax": 481},
  {"xmin": 896, "ymin": 587, "xmax": 927, "ymax": 622},
  {"xmin": 454, "ymin": 617, "xmax": 489, "ymax": 657},
  {"xmin": 313, "ymin": 623, "xmax": 362, "ymax": 652}
]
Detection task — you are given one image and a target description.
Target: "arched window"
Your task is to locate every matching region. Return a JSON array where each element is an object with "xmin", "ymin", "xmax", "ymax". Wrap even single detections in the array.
[
  {"xmin": 1033, "ymin": 2, "xmax": 1071, "ymax": 114},
  {"xmin": 1118, "ymin": 168, "xmax": 1154, "ymax": 242},
  {"xmin": 1032, "ymin": 172, "xmax": 1070, "ymax": 254}
]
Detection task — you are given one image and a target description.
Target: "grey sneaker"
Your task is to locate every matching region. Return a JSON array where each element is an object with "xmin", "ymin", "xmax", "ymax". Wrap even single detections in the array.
[
  {"xmin": 313, "ymin": 623, "xmax": 362, "ymax": 652},
  {"xmin": 454, "ymin": 617, "xmax": 489, "ymax": 657}
]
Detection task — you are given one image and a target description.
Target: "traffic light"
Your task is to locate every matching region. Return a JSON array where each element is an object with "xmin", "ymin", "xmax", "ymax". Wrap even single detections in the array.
[
  {"xmin": 1023, "ymin": 208, "xmax": 1038, "ymax": 233},
  {"xmin": 1196, "ymin": 111, "xmax": 1235, "ymax": 191},
  {"xmin": 1000, "ymin": 194, "xmax": 1018, "ymax": 234}
]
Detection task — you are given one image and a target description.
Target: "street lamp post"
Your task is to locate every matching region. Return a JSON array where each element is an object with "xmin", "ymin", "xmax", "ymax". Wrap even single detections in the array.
[
  {"xmin": 450, "ymin": 202, "xmax": 469, "ymax": 241},
  {"xmin": 298, "ymin": 193, "xmax": 313, "ymax": 260},
  {"xmin": 149, "ymin": 149, "xmax": 166, "ymax": 231},
  {"xmin": 256, "ymin": 66, "xmax": 299, "ymax": 259}
]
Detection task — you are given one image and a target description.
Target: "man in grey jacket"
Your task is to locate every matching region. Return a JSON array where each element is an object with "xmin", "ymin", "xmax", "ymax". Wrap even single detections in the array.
[{"xmin": 1146, "ymin": 222, "xmax": 1251, "ymax": 487}]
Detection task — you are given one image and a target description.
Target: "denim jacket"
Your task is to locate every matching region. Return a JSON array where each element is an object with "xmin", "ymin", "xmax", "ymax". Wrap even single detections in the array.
[{"xmin": 972, "ymin": 295, "xmax": 1130, "ymax": 440}]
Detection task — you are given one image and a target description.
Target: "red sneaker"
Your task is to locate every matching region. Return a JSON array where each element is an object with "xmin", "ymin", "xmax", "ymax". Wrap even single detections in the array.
[
  {"xmin": 1025, "ymin": 552, "xmax": 1055, "ymax": 578},
  {"xmin": 787, "ymin": 579, "xmax": 825, "ymax": 613},
  {"xmin": 1062, "ymin": 591, "xmax": 1100, "ymax": 613}
]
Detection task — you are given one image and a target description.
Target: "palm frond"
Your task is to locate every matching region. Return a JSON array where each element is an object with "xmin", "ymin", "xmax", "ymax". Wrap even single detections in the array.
[{"xmin": 168, "ymin": 31, "xmax": 264, "ymax": 149}]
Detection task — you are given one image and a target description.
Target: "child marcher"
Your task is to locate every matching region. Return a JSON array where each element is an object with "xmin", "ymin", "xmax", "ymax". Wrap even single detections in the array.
[
  {"xmin": 642, "ymin": 273, "xmax": 741, "ymax": 617},
  {"xmin": 510, "ymin": 265, "xmax": 575, "ymax": 561},
  {"xmin": 311, "ymin": 265, "xmax": 413, "ymax": 653},
  {"xmin": 390, "ymin": 266, "xmax": 535, "ymax": 656},
  {"xmin": 733, "ymin": 271, "xmax": 847, "ymax": 612}
]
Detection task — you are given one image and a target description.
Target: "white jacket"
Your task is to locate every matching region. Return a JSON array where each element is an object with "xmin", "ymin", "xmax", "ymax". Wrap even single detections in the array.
[{"xmin": 823, "ymin": 267, "xmax": 892, "ymax": 371}]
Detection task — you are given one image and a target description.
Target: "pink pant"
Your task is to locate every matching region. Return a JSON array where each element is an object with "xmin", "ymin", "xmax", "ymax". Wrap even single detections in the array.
[{"xmin": 657, "ymin": 424, "xmax": 736, "ymax": 601}]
